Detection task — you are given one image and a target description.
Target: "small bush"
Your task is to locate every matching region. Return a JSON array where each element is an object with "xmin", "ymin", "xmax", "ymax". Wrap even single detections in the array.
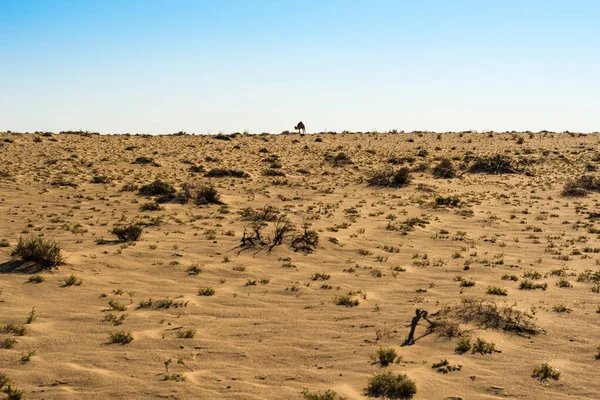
[
  {"xmin": 111, "ymin": 222, "xmax": 143, "ymax": 242},
  {"xmin": 487, "ymin": 286, "xmax": 507, "ymax": 296},
  {"xmin": 133, "ymin": 156, "xmax": 154, "ymax": 164},
  {"xmin": 334, "ymin": 294, "xmax": 359, "ymax": 307},
  {"xmin": 365, "ymin": 371, "xmax": 417, "ymax": 399},
  {"xmin": 62, "ymin": 274, "xmax": 82, "ymax": 287},
  {"xmin": 194, "ymin": 184, "xmax": 222, "ymax": 205},
  {"xmin": 468, "ymin": 154, "xmax": 517, "ymax": 174},
  {"xmin": 455, "ymin": 337, "xmax": 471, "ymax": 354},
  {"xmin": 376, "ymin": 348, "xmax": 398, "ymax": 366},
  {"xmin": 432, "ymin": 158, "xmax": 456, "ymax": 178},
  {"xmin": 176, "ymin": 329, "xmax": 196, "ymax": 339},
  {"xmin": 263, "ymin": 169, "xmax": 286, "ymax": 177},
  {"xmin": 532, "ymin": 363, "xmax": 560, "ymax": 381},
  {"xmin": 198, "ymin": 287, "xmax": 215, "ymax": 296},
  {"xmin": 109, "ymin": 331, "xmax": 133, "ymax": 345},
  {"xmin": 302, "ymin": 389, "xmax": 346, "ymax": 400},
  {"xmin": 139, "ymin": 202, "xmax": 162, "ymax": 211},
  {"xmin": 0, "ymin": 337, "xmax": 17, "ymax": 349},
  {"xmin": 367, "ymin": 167, "xmax": 411, "ymax": 187},
  {"xmin": 11, "ymin": 235, "xmax": 64, "ymax": 269},
  {"xmin": 205, "ymin": 168, "xmax": 249, "ymax": 178},
  {"xmin": 138, "ymin": 179, "xmax": 176, "ymax": 196},
  {"xmin": 471, "ymin": 337, "xmax": 496, "ymax": 354},
  {"xmin": 91, "ymin": 175, "xmax": 111, "ymax": 184}
]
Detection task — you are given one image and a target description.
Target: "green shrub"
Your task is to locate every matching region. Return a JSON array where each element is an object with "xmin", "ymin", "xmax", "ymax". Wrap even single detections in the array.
[
  {"xmin": 111, "ymin": 222, "xmax": 143, "ymax": 242},
  {"xmin": 532, "ymin": 363, "xmax": 560, "ymax": 381},
  {"xmin": 109, "ymin": 331, "xmax": 133, "ymax": 345},
  {"xmin": 455, "ymin": 337, "xmax": 471, "ymax": 354},
  {"xmin": 376, "ymin": 348, "xmax": 398, "ymax": 366},
  {"xmin": 365, "ymin": 371, "xmax": 417, "ymax": 399},
  {"xmin": 11, "ymin": 235, "xmax": 64, "ymax": 269},
  {"xmin": 194, "ymin": 184, "xmax": 222, "ymax": 205},
  {"xmin": 367, "ymin": 167, "xmax": 411, "ymax": 187}
]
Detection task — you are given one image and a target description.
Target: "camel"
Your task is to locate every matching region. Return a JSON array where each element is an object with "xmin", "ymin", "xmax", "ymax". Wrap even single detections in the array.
[{"xmin": 295, "ymin": 121, "xmax": 306, "ymax": 134}]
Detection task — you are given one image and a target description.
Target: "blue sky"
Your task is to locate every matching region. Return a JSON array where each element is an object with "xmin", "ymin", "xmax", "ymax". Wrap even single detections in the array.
[{"xmin": 1, "ymin": 1, "xmax": 598, "ymax": 134}]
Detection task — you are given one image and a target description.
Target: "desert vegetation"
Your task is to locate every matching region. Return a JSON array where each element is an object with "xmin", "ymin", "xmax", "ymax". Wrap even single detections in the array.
[{"xmin": 0, "ymin": 130, "xmax": 599, "ymax": 399}]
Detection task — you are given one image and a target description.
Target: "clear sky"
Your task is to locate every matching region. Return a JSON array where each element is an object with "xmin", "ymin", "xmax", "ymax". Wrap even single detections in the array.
[{"xmin": 1, "ymin": 0, "xmax": 598, "ymax": 134}]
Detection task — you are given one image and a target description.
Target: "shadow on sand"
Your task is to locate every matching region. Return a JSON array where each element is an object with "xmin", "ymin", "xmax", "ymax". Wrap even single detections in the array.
[{"xmin": 0, "ymin": 260, "xmax": 45, "ymax": 274}]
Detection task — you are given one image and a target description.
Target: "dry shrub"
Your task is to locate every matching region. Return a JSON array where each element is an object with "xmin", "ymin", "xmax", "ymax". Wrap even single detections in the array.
[
  {"xmin": 12, "ymin": 235, "xmax": 64, "ymax": 269},
  {"xmin": 436, "ymin": 297, "xmax": 541, "ymax": 335}
]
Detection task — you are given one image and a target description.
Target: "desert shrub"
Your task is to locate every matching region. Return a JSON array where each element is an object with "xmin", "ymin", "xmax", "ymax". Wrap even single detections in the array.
[
  {"xmin": 472, "ymin": 337, "xmax": 496, "ymax": 354},
  {"xmin": 334, "ymin": 293, "xmax": 359, "ymax": 307},
  {"xmin": 133, "ymin": 156, "xmax": 154, "ymax": 164},
  {"xmin": 291, "ymin": 225, "xmax": 319, "ymax": 253},
  {"xmin": 194, "ymin": 184, "xmax": 222, "ymax": 205},
  {"xmin": 198, "ymin": 287, "xmax": 215, "ymax": 296},
  {"xmin": 11, "ymin": 235, "xmax": 64, "ymax": 269},
  {"xmin": 439, "ymin": 297, "xmax": 540, "ymax": 335},
  {"xmin": 468, "ymin": 154, "xmax": 517, "ymax": 174},
  {"xmin": 139, "ymin": 202, "xmax": 162, "ymax": 211},
  {"xmin": 532, "ymin": 363, "xmax": 560, "ymax": 381},
  {"xmin": 486, "ymin": 286, "xmax": 508, "ymax": 296},
  {"xmin": 205, "ymin": 168, "xmax": 249, "ymax": 178},
  {"xmin": 455, "ymin": 337, "xmax": 471, "ymax": 354},
  {"xmin": 302, "ymin": 389, "xmax": 346, "ymax": 400},
  {"xmin": 365, "ymin": 371, "xmax": 417, "ymax": 399},
  {"xmin": 108, "ymin": 331, "xmax": 133, "ymax": 345},
  {"xmin": 111, "ymin": 222, "xmax": 143, "ymax": 242},
  {"xmin": 376, "ymin": 348, "xmax": 399, "ymax": 366},
  {"xmin": 120, "ymin": 183, "xmax": 138, "ymax": 192},
  {"xmin": 189, "ymin": 165, "xmax": 205, "ymax": 173},
  {"xmin": 434, "ymin": 196, "xmax": 462, "ymax": 208},
  {"xmin": 176, "ymin": 329, "xmax": 196, "ymax": 339},
  {"xmin": 138, "ymin": 179, "xmax": 176, "ymax": 196},
  {"xmin": 263, "ymin": 169, "xmax": 286, "ymax": 177},
  {"xmin": 327, "ymin": 152, "xmax": 353, "ymax": 166},
  {"xmin": 562, "ymin": 175, "xmax": 600, "ymax": 197},
  {"xmin": 432, "ymin": 158, "xmax": 457, "ymax": 178},
  {"xmin": 91, "ymin": 175, "xmax": 111, "ymax": 184},
  {"xmin": 367, "ymin": 167, "xmax": 411, "ymax": 187}
]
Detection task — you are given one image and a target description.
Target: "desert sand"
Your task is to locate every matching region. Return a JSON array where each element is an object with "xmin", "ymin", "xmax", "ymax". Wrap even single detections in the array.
[{"xmin": 1, "ymin": 130, "xmax": 599, "ymax": 399}]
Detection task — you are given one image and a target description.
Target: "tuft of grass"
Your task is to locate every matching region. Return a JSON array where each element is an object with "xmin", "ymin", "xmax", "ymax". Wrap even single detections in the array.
[
  {"xmin": 26, "ymin": 307, "xmax": 36, "ymax": 324},
  {"xmin": 486, "ymin": 286, "xmax": 507, "ymax": 296},
  {"xmin": 198, "ymin": 287, "xmax": 215, "ymax": 296},
  {"xmin": 0, "ymin": 337, "xmax": 17, "ymax": 349},
  {"xmin": 62, "ymin": 274, "xmax": 82, "ymax": 287},
  {"xmin": 108, "ymin": 300, "xmax": 127, "ymax": 312},
  {"xmin": 334, "ymin": 293, "xmax": 359, "ymax": 307},
  {"xmin": 19, "ymin": 350, "xmax": 36, "ymax": 364},
  {"xmin": 552, "ymin": 304, "xmax": 571, "ymax": 313},
  {"xmin": 162, "ymin": 373, "xmax": 186, "ymax": 382},
  {"xmin": 108, "ymin": 331, "xmax": 133, "ymax": 345},
  {"xmin": 455, "ymin": 337, "xmax": 471, "ymax": 354},
  {"xmin": 471, "ymin": 337, "xmax": 496, "ymax": 354},
  {"xmin": 532, "ymin": 363, "xmax": 560, "ymax": 381},
  {"xmin": 11, "ymin": 235, "xmax": 64, "ymax": 270},
  {"xmin": 26, "ymin": 275, "xmax": 45, "ymax": 284},
  {"xmin": 1, "ymin": 324, "xmax": 27, "ymax": 336},
  {"xmin": 176, "ymin": 329, "xmax": 196, "ymax": 339},
  {"xmin": 186, "ymin": 264, "xmax": 202, "ymax": 275},
  {"xmin": 365, "ymin": 371, "xmax": 417, "ymax": 399},
  {"xmin": 137, "ymin": 298, "xmax": 188, "ymax": 309}
]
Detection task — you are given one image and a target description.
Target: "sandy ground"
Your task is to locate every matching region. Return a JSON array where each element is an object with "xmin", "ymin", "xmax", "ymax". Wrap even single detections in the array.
[{"xmin": 1, "ymin": 131, "xmax": 599, "ymax": 399}]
